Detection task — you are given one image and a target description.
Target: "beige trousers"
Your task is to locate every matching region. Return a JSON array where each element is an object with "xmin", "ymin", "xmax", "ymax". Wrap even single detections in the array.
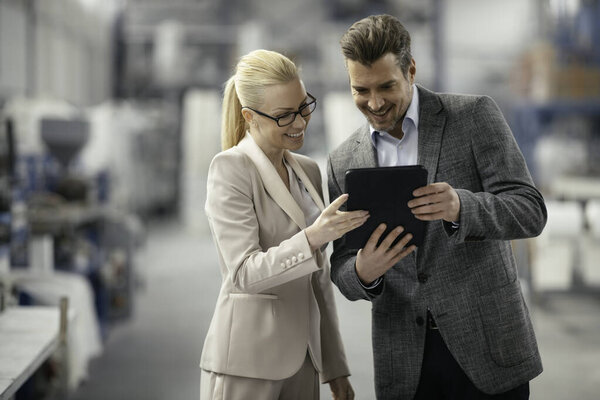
[{"xmin": 200, "ymin": 353, "xmax": 319, "ymax": 400}]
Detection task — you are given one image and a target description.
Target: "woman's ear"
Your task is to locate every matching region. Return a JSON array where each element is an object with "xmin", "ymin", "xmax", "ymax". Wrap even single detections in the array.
[{"xmin": 241, "ymin": 108, "xmax": 253, "ymax": 125}]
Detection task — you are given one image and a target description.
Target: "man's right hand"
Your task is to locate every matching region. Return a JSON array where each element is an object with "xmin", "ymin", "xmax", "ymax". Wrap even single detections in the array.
[{"xmin": 356, "ymin": 224, "xmax": 416, "ymax": 285}]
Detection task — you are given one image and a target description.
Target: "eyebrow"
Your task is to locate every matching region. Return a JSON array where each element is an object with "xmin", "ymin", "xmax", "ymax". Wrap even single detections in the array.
[
  {"xmin": 352, "ymin": 80, "xmax": 396, "ymax": 90},
  {"xmin": 379, "ymin": 80, "xmax": 396, "ymax": 87},
  {"xmin": 271, "ymin": 95, "xmax": 309, "ymax": 113}
]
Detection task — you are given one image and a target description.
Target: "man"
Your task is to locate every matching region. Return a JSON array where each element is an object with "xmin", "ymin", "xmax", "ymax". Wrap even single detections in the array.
[{"xmin": 327, "ymin": 14, "xmax": 547, "ymax": 400}]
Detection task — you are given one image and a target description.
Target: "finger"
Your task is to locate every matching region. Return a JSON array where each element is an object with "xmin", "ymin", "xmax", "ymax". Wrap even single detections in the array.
[
  {"xmin": 408, "ymin": 191, "xmax": 446, "ymax": 208},
  {"xmin": 414, "ymin": 211, "xmax": 446, "ymax": 221},
  {"xmin": 336, "ymin": 210, "xmax": 369, "ymax": 220},
  {"xmin": 337, "ymin": 214, "xmax": 369, "ymax": 235},
  {"xmin": 390, "ymin": 232, "xmax": 413, "ymax": 254},
  {"xmin": 326, "ymin": 193, "xmax": 349, "ymax": 213},
  {"xmin": 364, "ymin": 223, "xmax": 386, "ymax": 251},
  {"xmin": 379, "ymin": 226, "xmax": 404, "ymax": 250},
  {"xmin": 390, "ymin": 245, "xmax": 417, "ymax": 264},
  {"xmin": 411, "ymin": 202, "xmax": 444, "ymax": 216},
  {"xmin": 328, "ymin": 211, "xmax": 368, "ymax": 230},
  {"xmin": 339, "ymin": 213, "xmax": 370, "ymax": 227},
  {"xmin": 412, "ymin": 182, "xmax": 448, "ymax": 197}
]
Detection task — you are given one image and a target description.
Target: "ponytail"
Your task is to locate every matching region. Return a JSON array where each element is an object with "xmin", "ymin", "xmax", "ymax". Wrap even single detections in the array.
[
  {"xmin": 221, "ymin": 77, "xmax": 246, "ymax": 150},
  {"xmin": 220, "ymin": 49, "xmax": 299, "ymax": 151}
]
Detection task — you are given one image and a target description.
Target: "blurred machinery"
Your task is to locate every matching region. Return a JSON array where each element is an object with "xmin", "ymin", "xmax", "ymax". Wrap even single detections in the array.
[
  {"xmin": 40, "ymin": 117, "xmax": 90, "ymax": 202},
  {"xmin": 0, "ymin": 97, "xmax": 146, "ymax": 331},
  {"xmin": 510, "ymin": 0, "xmax": 600, "ymax": 299}
]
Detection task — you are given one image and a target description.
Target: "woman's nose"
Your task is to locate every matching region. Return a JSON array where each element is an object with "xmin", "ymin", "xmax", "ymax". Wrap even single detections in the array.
[{"xmin": 292, "ymin": 112, "xmax": 307, "ymax": 128}]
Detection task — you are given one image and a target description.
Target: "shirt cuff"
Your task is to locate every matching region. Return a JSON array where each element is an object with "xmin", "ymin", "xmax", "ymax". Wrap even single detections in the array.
[{"xmin": 358, "ymin": 275, "xmax": 383, "ymax": 290}]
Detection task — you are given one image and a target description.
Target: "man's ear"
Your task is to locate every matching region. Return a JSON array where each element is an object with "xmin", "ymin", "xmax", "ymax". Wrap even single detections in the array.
[{"xmin": 409, "ymin": 58, "xmax": 416, "ymax": 84}]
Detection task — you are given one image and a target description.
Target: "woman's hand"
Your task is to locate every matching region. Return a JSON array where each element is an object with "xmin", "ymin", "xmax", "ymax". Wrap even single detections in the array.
[
  {"xmin": 328, "ymin": 376, "xmax": 355, "ymax": 400},
  {"xmin": 305, "ymin": 194, "xmax": 369, "ymax": 251}
]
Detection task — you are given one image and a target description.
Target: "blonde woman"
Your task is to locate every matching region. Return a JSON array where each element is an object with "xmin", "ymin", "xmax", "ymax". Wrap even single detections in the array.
[{"xmin": 199, "ymin": 49, "xmax": 367, "ymax": 400}]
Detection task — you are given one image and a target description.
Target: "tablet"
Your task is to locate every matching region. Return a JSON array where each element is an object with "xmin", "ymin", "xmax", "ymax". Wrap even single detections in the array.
[{"xmin": 345, "ymin": 165, "xmax": 428, "ymax": 249}]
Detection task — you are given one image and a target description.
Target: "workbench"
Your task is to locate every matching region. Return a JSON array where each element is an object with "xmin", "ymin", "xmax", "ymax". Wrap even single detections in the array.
[{"xmin": 0, "ymin": 306, "xmax": 65, "ymax": 399}]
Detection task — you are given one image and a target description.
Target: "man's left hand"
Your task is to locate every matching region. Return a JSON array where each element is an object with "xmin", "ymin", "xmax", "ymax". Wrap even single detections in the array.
[{"xmin": 408, "ymin": 182, "xmax": 460, "ymax": 222}]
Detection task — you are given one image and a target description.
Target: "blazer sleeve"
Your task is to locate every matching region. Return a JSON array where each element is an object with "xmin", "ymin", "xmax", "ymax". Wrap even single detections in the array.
[
  {"xmin": 205, "ymin": 151, "xmax": 320, "ymax": 294},
  {"xmin": 448, "ymin": 96, "xmax": 547, "ymax": 243},
  {"xmin": 327, "ymin": 156, "xmax": 380, "ymax": 302}
]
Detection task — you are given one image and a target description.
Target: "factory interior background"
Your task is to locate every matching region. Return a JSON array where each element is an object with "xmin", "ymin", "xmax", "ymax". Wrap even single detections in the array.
[{"xmin": 0, "ymin": 0, "xmax": 599, "ymax": 399}]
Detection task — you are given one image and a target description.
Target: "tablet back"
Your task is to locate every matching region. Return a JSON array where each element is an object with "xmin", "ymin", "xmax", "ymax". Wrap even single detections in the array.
[{"xmin": 345, "ymin": 165, "xmax": 428, "ymax": 249}]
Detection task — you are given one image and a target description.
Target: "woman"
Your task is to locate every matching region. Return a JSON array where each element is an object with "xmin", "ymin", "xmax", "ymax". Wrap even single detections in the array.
[{"xmin": 200, "ymin": 49, "xmax": 368, "ymax": 400}]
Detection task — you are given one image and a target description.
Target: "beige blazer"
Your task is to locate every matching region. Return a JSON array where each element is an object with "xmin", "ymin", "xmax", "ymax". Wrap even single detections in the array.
[{"xmin": 200, "ymin": 133, "xmax": 350, "ymax": 383}]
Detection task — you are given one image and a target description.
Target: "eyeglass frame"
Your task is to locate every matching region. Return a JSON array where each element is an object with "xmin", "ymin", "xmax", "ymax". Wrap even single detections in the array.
[{"xmin": 242, "ymin": 93, "xmax": 317, "ymax": 127}]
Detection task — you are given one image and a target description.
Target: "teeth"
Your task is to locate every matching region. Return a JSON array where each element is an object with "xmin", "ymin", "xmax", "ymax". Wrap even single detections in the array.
[
  {"xmin": 286, "ymin": 132, "xmax": 303, "ymax": 138},
  {"xmin": 371, "ymin": 109, "xmax": 388, "ymax": 116}
]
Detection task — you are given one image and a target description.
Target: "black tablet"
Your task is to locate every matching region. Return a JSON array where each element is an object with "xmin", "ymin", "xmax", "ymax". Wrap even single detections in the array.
[{"xmin": 345, "ymin": 165, "xmax": 428, "ymax": 249}]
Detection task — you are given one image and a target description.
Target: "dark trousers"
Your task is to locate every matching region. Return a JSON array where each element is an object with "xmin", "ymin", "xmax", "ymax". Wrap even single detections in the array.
[{"xmin": 413, "ymin": 317, "xmax": 529, "ymax": 400}]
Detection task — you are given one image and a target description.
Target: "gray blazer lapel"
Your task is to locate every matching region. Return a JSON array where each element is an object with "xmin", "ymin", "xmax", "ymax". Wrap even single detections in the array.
[
  {"xmin": 416, "ymin": 85, "xmax": 446, "ymax": 184},
  {"xmin": 330, "ymin": 124, "xmax": 377, "ymax": 194},
  {"xmin": 349, "ymin": 125, "xmax": 378, "ymax": 170},
  {"xmin": 237, "ymin": 133, "xmax": 307, "ymax": 229}
]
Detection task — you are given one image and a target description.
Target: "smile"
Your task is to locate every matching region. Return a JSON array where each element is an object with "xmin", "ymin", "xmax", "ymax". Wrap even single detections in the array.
[
  {"xmin": 285, "ymin": 132, "xmax": 304, "ymax": 139},
  {"xmin": 368, "ymin": 107, "xmax": 390, "ymax": 117}
]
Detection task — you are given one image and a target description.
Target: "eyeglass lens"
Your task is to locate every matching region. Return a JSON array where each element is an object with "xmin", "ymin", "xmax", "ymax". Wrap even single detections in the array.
[{"xmin": 277, "ymin": 101, "xmax": 316, "ymax": 126}]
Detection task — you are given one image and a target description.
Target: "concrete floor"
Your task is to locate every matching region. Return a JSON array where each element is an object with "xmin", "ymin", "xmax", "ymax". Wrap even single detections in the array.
[{"xmin": 68, "ymin": 220, "xmax": 600, "ymax": 400}]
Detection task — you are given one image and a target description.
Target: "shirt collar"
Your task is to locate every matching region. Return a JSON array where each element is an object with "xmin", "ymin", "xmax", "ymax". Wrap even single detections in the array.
[{"xmin": 370, "ymin": 84, "xmax": 419, "ymax": 145}]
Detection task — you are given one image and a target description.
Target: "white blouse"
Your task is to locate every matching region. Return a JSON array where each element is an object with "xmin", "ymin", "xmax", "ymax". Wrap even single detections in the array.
[{"xmin": 285, "ymin": 160, "xmax": 320, "ymax": 227}]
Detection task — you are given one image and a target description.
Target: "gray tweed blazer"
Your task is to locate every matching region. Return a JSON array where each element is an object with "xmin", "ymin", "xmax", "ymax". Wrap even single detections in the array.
[{"xmin": 327, "ymin": 85, "xmax": 546, "ymax": 399}]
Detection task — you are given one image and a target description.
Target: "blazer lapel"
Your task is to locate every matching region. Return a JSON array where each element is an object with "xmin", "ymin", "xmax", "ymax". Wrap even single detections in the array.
[
  {"xmin": 237, "ymin": 133, "xmax": 307, "ymax": 229},
  {"xmin": 285, "ymin": 153, "xmax": 326, "ymax": 211},
  {"xmin": 349, "ymin": 124, "xmax": 378, "ymax": 170},
  {"xmin": 416, "ymin": 85, "xmax": 446, "ymax": 184}
]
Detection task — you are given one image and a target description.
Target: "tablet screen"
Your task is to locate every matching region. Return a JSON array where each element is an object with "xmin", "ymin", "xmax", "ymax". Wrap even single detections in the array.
[{"xmin": 345, "ymin": 165, "xmax": 428, "ymax": 249}]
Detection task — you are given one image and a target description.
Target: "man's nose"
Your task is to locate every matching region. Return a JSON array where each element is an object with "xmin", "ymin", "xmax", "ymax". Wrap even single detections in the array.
[{"xmin": 368, "ymin": 94, "xmax": 384, "ymax": 110}]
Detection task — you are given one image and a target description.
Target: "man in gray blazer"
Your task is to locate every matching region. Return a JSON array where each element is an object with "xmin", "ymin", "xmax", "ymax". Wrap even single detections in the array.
[{"xmin": 327, "ymin": 14, "xmax": 547, "ymax": 400}]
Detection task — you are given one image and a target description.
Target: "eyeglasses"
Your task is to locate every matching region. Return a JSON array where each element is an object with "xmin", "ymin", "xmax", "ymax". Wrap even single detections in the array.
[{"xmin": 243, "ymin": 93, "xmax": 317, "ymax": 127}]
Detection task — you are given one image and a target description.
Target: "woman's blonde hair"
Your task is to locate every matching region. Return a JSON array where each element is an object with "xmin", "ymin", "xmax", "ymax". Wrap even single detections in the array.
[{"xmin": 221, "ymin": 49, "xmax": 299, "ymax": 150}]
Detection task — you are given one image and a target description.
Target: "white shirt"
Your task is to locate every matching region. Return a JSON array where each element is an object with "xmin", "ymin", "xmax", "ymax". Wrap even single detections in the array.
[
  {"xmin": 370, "ymin": 84, "xmax": 419, "ymax": 167},
  {"xmin": 361, "ymin": 85, "xmax": 420, "ymax": 289}
]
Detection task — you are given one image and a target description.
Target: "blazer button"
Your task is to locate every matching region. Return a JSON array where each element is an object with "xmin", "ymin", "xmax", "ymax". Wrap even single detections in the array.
[
  {"xmin": 416, "ymin": 316, "xmax": 425, "ymax": 326},
  {"xmin": 286, "ymin": 259, "xmax": 292, "ymax": 267},
  {"xmin": 280, "ymin": 263, "xmax": 286, "ymax": 268},
  {"xmin": 417, "ymin": 273, "xmax": 429, "ymax": 283},
  {"xmin": 292, "ymin": 256, "xmax": 298, "ymax": 263},
  {"xmin": 298, "ymin": 253, "xmax": 304, "ymax": 260}
]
